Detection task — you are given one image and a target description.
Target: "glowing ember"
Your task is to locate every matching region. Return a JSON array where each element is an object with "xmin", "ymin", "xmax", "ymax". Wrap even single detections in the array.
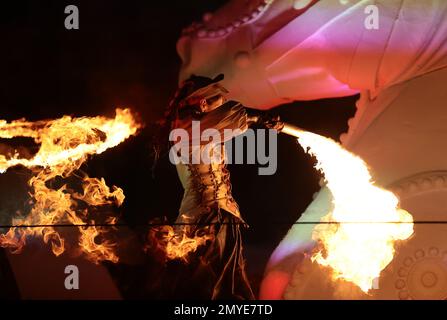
[
  {"xmin": 0, "ymin": 109, "xmax": 141, "ymax": 264},
  {"xmin": 282, "ymin": 124, "xmax": 414, "ymax": 293}
]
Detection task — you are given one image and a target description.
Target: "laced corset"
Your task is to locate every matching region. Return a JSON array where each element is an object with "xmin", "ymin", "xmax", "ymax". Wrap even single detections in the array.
[{"xmin": 175, "ymin": 143, "xmax": 243, "ymax": 224}]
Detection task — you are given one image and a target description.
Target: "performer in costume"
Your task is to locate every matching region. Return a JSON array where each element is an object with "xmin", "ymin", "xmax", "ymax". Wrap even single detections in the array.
[{"xmin": 157, "ymin": 74, "xmax": 282, "ymax": 300}]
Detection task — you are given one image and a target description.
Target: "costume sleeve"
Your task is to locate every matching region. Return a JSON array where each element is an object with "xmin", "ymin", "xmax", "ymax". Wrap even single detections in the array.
[
  {"xmin": 173, "ymin": 101, "xmax": 248, "ymax": 146},
  {"xmin": 202, "ymin": 101, "xmax": 248, "ymax": 134}
]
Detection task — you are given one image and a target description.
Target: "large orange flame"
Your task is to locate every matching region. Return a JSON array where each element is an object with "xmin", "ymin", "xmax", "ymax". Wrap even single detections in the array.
[
  {"xmin": 283, "ymin": 125, "xmax": 414, "ymax": 293},
  {"xmin": 0, "ymin": 108, "xmax": 140, "ymax": 264}
]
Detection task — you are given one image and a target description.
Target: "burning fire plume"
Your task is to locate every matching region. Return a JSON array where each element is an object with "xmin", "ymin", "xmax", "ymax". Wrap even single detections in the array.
[
  {"xmin": 282, "ymin": 124, "xmax": 414, "ymax": 293},
  {"xmin": 0, "ymin": 108, "xmax": 140, "ymax": 264},
  {"xmin": 147, "ymin": 216, "xmax": 213, "ymax": 263}
]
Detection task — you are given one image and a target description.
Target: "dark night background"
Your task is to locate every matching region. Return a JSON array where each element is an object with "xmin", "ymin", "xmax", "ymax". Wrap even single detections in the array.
[{"xmin": 0, "ymin": 0, "xmax": 357, "ymax": 298}]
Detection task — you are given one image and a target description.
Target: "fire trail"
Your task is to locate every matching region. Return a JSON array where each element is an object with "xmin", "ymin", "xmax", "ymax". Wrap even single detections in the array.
[
  {"xmin": 281, "ymin": 123, "xmax": 414, "ymax": 293},
  {"xmin": 0, "ymin": 109, "xmax": 141, "ymax": 264}
]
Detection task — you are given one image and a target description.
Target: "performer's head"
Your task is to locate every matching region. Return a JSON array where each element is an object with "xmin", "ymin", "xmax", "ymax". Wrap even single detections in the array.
[{"xmin": 174, "ymin": 73, "xmax": 229, "ymax": 115}]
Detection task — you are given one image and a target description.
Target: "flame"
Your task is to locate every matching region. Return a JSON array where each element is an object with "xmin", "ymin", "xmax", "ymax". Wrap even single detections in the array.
[
  {"xmin": 0, "ymin": 108, "xmax": 140, "ymax": 263},
  {"xmin": 284, "ymin": 126, "xmax": 414, "ymax": 293},
  {"xmin": 147, "ymin": 216, "xmax": 213, "ymax": 263}
]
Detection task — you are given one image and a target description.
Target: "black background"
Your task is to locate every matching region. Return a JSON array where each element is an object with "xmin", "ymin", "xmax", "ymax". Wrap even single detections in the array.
[{"xmin": 0, "ymin": 0, "xmax": 358, "ymax": 298}]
